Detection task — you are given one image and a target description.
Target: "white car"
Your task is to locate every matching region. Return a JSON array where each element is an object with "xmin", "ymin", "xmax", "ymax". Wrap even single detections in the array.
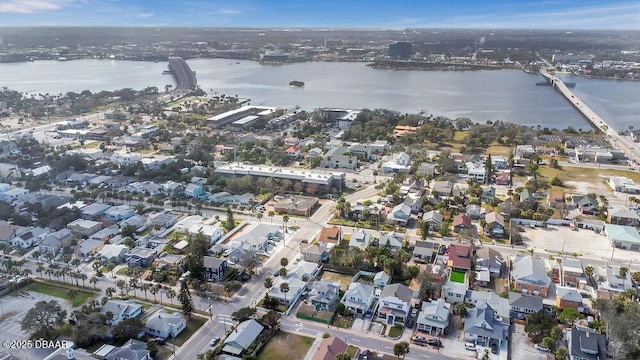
[
  {"xmin": 534, "ymin": 344, "xmax": 550, "ymax": 352},
  {"xmin": 465, "ymin": 342, "xmax": 477, "ymax": 351}
]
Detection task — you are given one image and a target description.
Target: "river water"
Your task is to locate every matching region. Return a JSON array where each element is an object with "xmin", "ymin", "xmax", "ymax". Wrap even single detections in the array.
[{"xmin": 0, "ymin": 58, "xmax": 637, "ymax": 131}]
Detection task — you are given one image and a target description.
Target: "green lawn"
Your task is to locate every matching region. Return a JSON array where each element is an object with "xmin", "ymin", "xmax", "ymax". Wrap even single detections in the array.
[
  {"xmin": 257, "ymin": 331, "xmax": 314, "ymax": 360},
  {"xmin": 346, "ymin": 345, "xmax": 359, "ymax": 357},
  {"xmin": 450, "ymin": 270, "xmax": 466, "ymax": 284},
  {"xmin": 169, "ymin": 315, "xmax": 207, "ymax": 346},
  {"xmin": 389, "ymin": 325, "xmax": 403, "ymax": 338},
  {"xmin": 24, "ymin": 281, "xmax": 96, "ymax": 306}
]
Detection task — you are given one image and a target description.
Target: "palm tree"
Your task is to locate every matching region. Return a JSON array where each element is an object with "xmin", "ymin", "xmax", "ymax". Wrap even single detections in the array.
[
  {"xmin": 45, "ymin": 268, "xmax": 53, "ymax": 280},
  {"xmin": 116, "ymin": 279, "xmax": 126, "ymax": 296},
  {"xmin": 554, "ymin": 347, "xmax": 568, "ymax": 360},
  {"xmin": 106, "ymin": 287, "xmax": 116, "ymax": 298},
  {"xmin": 268, "ymin": 210, "xmax": 275, "ymax": 223},
  {"xmin": 166, "ymin": 289, "xmax": 176, "ymax": 304},
  {"xmin": 264, "ymin": 277, "xmax": 273, "ymax": 290},
  {"xmin": 150, "ymin": 284, "xmax": 159, "ymax": 303},
  {"xmin": 79, "ymin": 273, "xmax": 88, "ymax": 288},
  {"xmin": 129, "ymin": 278, "xmax": 138, "ymax": 297},
  {"xmin": 141, "ymin": 283, "xmax": 150, "ymax": 300},
  {"xmin": 393, "ymin": 341, "xmax": 410, "ymax": 359},
  {"xmin": 585, "ymin": 265, "xmax": 594, "ymax": 280},
  {"xmin": 256, "ymin": 213, "xmax": 263, "ymax": 222},
  {"xmin": 282, "ymin": 215, "xmax": 289, "ymax": 243},
  {"xmin": 280, "ymin": 282, "xmax": 290, "ymax": 303},
  {"xmin": 36, "ymin": 265, "xmax": 45, "ymax": 279},
  {"xmin": 90, "ymin": 276, "xmax": 98, "ymax": 290},
  {"xmin": 619, "ymin": 266, "xmax": 629, "ymax": 278}
]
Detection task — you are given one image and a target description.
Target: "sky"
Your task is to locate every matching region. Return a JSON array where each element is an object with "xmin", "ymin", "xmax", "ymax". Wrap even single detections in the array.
[{"xmin": 0, "ymin": 0, "xmax": 639, "ymax": 29}]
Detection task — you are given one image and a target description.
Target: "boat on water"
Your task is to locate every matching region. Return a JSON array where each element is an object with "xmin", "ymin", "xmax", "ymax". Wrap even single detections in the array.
[{"xmin": 289, "ymin": 80, "xmax": 305, "ymax": 88}]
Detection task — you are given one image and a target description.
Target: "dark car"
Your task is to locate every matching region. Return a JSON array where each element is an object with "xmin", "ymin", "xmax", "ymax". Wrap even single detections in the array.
[
  {"xmin": 490, "ymin": 343, "xmax": 498, "ymax": 354},
  {"xmin": 412, "ymin": 336, "xmax": 428, "ymax": 344},
  {"xmin": 426, "ymin": 339, "xmax": 441, "ymax": 347}
]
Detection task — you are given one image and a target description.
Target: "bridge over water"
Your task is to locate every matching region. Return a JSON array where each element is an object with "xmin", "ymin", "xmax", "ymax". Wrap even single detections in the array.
[
  {"xmin": 540, "ymin": 69, "xmax": 640, "ymax": 164},
  {"xmin": 166, "ymin": 57, "xmax": 197, "ymax": 92}
]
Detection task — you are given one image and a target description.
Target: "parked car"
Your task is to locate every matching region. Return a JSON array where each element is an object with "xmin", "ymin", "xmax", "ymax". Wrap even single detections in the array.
[
  {"xmin": 412, "ymin": 336, "xmax": 428, "ymax": 344},
  {"xmin": 209, "ymin": 337, "xmax": 220, "ymax": 347},
  {"xmin": 426, "ymin": 338, "xmax": 441, "ymax": 347},
  {"xmin": 273, "ymin": 269, "xmax": 280, "ymax": 277},
  {"xmin": 490, "ymin": 343, "xmax": 498, "ymax": 354},
  {"xmin": 465, "ymin": 342, "xmax": 477, "ymax": 351},
  {"xmin": 534, "ymin": 344, "xmax": 550, "ymax": 352}
]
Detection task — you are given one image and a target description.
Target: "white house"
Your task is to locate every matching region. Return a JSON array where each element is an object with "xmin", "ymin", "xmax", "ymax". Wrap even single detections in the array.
[
  {"xmin": 417, "ymin": 299, "xmax": 450, "ymax": 336},
  {"xmin": 386, "ymin": 203, "xmax": 411, "ymax": 226},
  {"xmin": 144, "ymin": 309, "xmax": 186, "ymax": 339},
  {"xmin": 100, "ymin": 299, "xmax": 142, "ymax": 325},
  {"xmin": 341, "ymin": 283, "xmax": 375, "ymax": 315},
  {"xmin": 382, "ymin": 152, "xmax": 412, "ymax": 173},
  {"xmin": 188, "ymin": 224, "xmax": 225, "ymax": 244}
]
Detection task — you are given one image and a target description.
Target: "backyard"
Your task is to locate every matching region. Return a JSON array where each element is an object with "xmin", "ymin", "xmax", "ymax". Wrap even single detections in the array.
[
  {"xmin": 450, "ymin": 270, "xmax": 466, "ymax": 284},
  {"xmin": 320, "ymin": 270, "xmax": 354, "ymax": 291},
  {"xmin": 24, "ymin": 281, "xmax": 96, "ymax": 306},
  {"xmin": 257, "ymin": 331, "xmax": 314, "ymax": 360}
]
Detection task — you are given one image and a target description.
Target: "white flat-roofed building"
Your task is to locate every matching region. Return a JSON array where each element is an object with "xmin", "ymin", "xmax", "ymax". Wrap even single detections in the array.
[
  {"xmin": 215, "ymin": 162, "xmax": 345, "ymax": 194},
  {"xmin": 207, "ymin": 105, "xmax": 278, "ymax": 128}
]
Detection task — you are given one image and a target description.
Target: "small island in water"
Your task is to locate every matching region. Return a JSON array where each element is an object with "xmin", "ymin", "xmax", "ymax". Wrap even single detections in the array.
[{"xmin": 289, "ymin": 80, "xmax": 305, "ymax": 88}]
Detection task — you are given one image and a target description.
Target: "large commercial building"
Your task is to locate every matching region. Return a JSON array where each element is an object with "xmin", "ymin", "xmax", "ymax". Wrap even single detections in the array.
[
  {"xmin": 207, "ymin": 105, "xmax": 278, "ymax": 128},
  {"xmin": 214, "ymin": 162, "xmax": 346, "ymax": 194}
]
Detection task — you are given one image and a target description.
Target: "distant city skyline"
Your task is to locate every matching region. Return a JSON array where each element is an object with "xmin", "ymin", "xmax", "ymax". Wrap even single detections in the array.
[{"xmin": 0, "ymin": 0, "xmax": 639, "ymax": 30}]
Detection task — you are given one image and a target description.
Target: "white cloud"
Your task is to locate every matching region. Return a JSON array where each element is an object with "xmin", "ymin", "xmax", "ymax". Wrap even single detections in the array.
[{"xmin": 0, "ymin": 0, "xmax": 72, "ymax": 14}]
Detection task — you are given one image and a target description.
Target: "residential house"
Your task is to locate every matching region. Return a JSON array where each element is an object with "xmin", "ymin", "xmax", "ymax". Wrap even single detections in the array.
[
  {"xmin": 320, "ymin": 146, "xmax": 357, "ymax": 170},
  {"xmin": 484, "ymin": 212, "xmax": 505, "ymax": 239},
  {"xmin": 466, "ymin": 204, "xmax": 483, "ymax": 219},
  {"xmin": 96, "ymin": 244, "xmax": 129, "ymax": 264},
  {"xmin": 309, "ymin": 280, "xmax": 341, "ymax": 311},
  {"xmin": 512, "ymin": 255, "xmax": 551, "ymax": 297},
  {"xmin": 443, "ymin": 281, "xmax": 468, "ymax": 304},
  {"xmin": 188, "ymin": 224, "xmax": 225, "ymax": 244},
  {"xmin": 185, "ymin": 183, "xmax": 206, "ymax": 199},
  {"xmin": 378, "ymin": 232, "xmax": 404, "ymax": 251},
  {"xmin": 377, "ymin": 283, "xmax": 413, "ymax": 326},
  {"xmin": 608, "ymin": 209, "xmax": 640, "ymax": 226},
  {"xmin": 155, "ymin": 253, "xmax": 185, "ymax": 272},
  {"xmin": 403, "ymin": 194, "xmax": 423, "ymax": 214},
  {"xmin": 422, "ymin": 210, "xmax": 443, "ymax": 229},
  {"xmin": 144, "ymin": 309, "xmax": 186, "ymax": 339},
  {"xmin": 551, "ymin": 257, "xmax": 585, "ymax": 288},
  {"xmin": 100, "ymin": 299, "xmax": 142, "ymax": 325},
  {"xmin": 481, "ymin": 186, "xmax": 496, "ymax": 203},
  {"xmin": 556, "ymin": 286, "xmax": 583, "ymax": 309},
  {"xmin": 341, "ymin": 283, "xmax": 375, "ymax": 314},
  {"xmin": 382, "ymin": 152, "xmax": 412, "ymax": 173},
  {"xmin": 386, "ymin": 203, "xmax": 411, "ymax": 226},
  {"xmin": 566, "ymin": 326, "xmax": 607, "ymax": 360},
  {"xmin": 203, "ymin": 256, "xmax": 228, "ymax": 282},
  {"xmin": 99, "ymin": 339, "xmax": 152, "ymax": 360},
  {"xmin": 148, "ymin": 212, "xmax": 178, "ymax": 229},
  {"xmin": 90, "ymin": 226, "xmax": 120, "ymax": 242},
  {"xmin": 222, "ymin": 319, "xmax": 264, "ymax": 356},
  {"xmin": 301, "ymin": 244, "xmax": 329, "ymax": 263},
  {"xmin": 447, "ymin": 244, "xmax": 473, "ymax": 272},
  {"xmin": 509, "ymin": 292, "xmax": 543, "ymax": 319},
  {"xmin": 311, "ymin": 336, "xmax": 348, "ymax": 360},
  {"xmin": 163, "ymin": 181, "xmax": 185, "ymax": 198},
  {"xmin": 119, "ymin": 215, "xmax": 147, "ymax": 233},
  {"xmin": 399, "ymin": 179, "xmax": 424, "ymax": 196},
  {"xmin": 432, "ymin": 181, "xmax": 453, "ymax": 197},
  {"xmin": 105, "ymin": 205, "xmax": 136, "ymax": 222},
  {"xmin": 475, "ymin": 247, "xmax": 504, "ymax": 278},
  {"xmin": 274, "ymin": 195, "xmax": 318, "ymax": 216},
  {"xmin": 269, "ymin": 261, "xmax": 320, "ymax": 305},
  {"xmin": 467, "ymin": 162, "xmax": 486, "ymax": 183},
  {"xmin": 572, "ymin": 195, "xmax": 600, "ymax": 215},
  {"xmin": 126, "ymin": 247, "xmax": 158, "ymax": 268},
  {"xmin": 39, "ymin": 229, "xmax": 74, "ymax": 254},
  {"xmin": 494, "ymin": 172, "xmax": 510, "ymax": 186},
  {"xmin": 416, "ymin": 298, "xmax": 450, "ymax": 336},
  {"xmin": 605, "ymin": 224, "xmax": 640, "ymax": 251},
  {"xmin": 307, "ymin": 147, "xmax": 323, "ymax": 158},
  {"xmin": 463, "ymin": 302, "xmax": 505, "ymax": 347},
  {"xmin": 318, "ymin": 225, "xmax": 342, "ymax": 247},
  {"xmin": 0, "ymin": 188, "xmax": 29, "ymax": 203},
  {"xmin": 228, "ymin": 223, "xmax": 282, "ymax": 262},
  {"xmin": 67, "ymin": 219, "xmax": 103, "ymax": 237},
  {"xmin": 452, "ymin": 214, "xmax": 472, "ymax": 233},
  {"xmin": 373, "ymin": 271, "xmax": 390, "ymax": 288},
  {"xmin": 286, "ymin": 145, "xmax": 301, "ymax": 158},
  {"xmin": 520, "ymin": 189, "xmax": 535, "ymax": 204},
  {"xmin": 12, "ymin": 227, "xmax": 50, "ymax": 249},
  {"xmin": 465, "ymin": 290, "xmax": 510, "ymax": 326},
  {"xmin": 0, "ymin": 223, "xmax": 24, "ymax": 244},
  {"xmin": 413, "ymin": 241, "xmax": 435, "ymax": 263},
  {"xmin": 81, "ymin": 203, "xmax": 112, "ymax": 220},
  {"xmin": 417, "ymin": 162, "xmax": 437, "ymax": 177},
  {"xmin": 602, "ymin": 264, "xmax": 633, "ymax": 293},
  {"xmin": 349, "ymin": 230, "xmax": 372, "ymax": 250},
  {"xmin": 76, "ymin": 239, "xmax": 104, "ymax": 258},
  {"xmin": 547, "ymin": 190, "xmax": 566, "ymax": 209}
]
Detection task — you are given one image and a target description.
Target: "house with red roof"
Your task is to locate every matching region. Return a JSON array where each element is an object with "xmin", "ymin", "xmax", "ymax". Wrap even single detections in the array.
[
  {"xmin": 286, "ymin": 145, "xmax": 301, "ymax": 158},
  {"xmin": 447, "ymin": 244, "xmax": 473, "ymax": 272},
  {"xmin": 452, "ymin": 213, "xmax": 472, "ymax": 233}
]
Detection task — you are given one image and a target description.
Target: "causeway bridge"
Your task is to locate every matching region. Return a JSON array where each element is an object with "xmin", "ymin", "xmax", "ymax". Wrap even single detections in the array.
[
  {"xmin": 540, "ymin": 69, "xmax": 640, "ymax": 164},
  {"xmin": 166, "ymin": 57, "xmax": 197, "ymax": 92}
]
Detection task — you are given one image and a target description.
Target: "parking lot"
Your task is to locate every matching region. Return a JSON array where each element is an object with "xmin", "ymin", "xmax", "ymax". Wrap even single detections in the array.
[
  {"xmin": 0, "ymin": 292, "xmax": 73, "ymax": 360},
  {"xmin": 524, "ymin": 225, "xmax": 616, "ymax": 260}
]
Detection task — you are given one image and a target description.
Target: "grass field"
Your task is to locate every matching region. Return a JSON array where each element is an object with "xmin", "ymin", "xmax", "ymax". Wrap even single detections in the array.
[
  {"xmin": 257, "ymin": 331, "xmax": 314, "ymax": 360},
  {"xmin": 450, "ymin": 270, "xmax": 466, "ymax": 284},
  {"xmin": 170, "ymin": 316, "xmax": 207, "ymax": 346},
  {"xmin": 389, "ymin": 325, "xmax": 403, "ymax": 338},
  {"xmin": 24, "ymin": 281, "xmax": 96, "ymax": 306}
]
